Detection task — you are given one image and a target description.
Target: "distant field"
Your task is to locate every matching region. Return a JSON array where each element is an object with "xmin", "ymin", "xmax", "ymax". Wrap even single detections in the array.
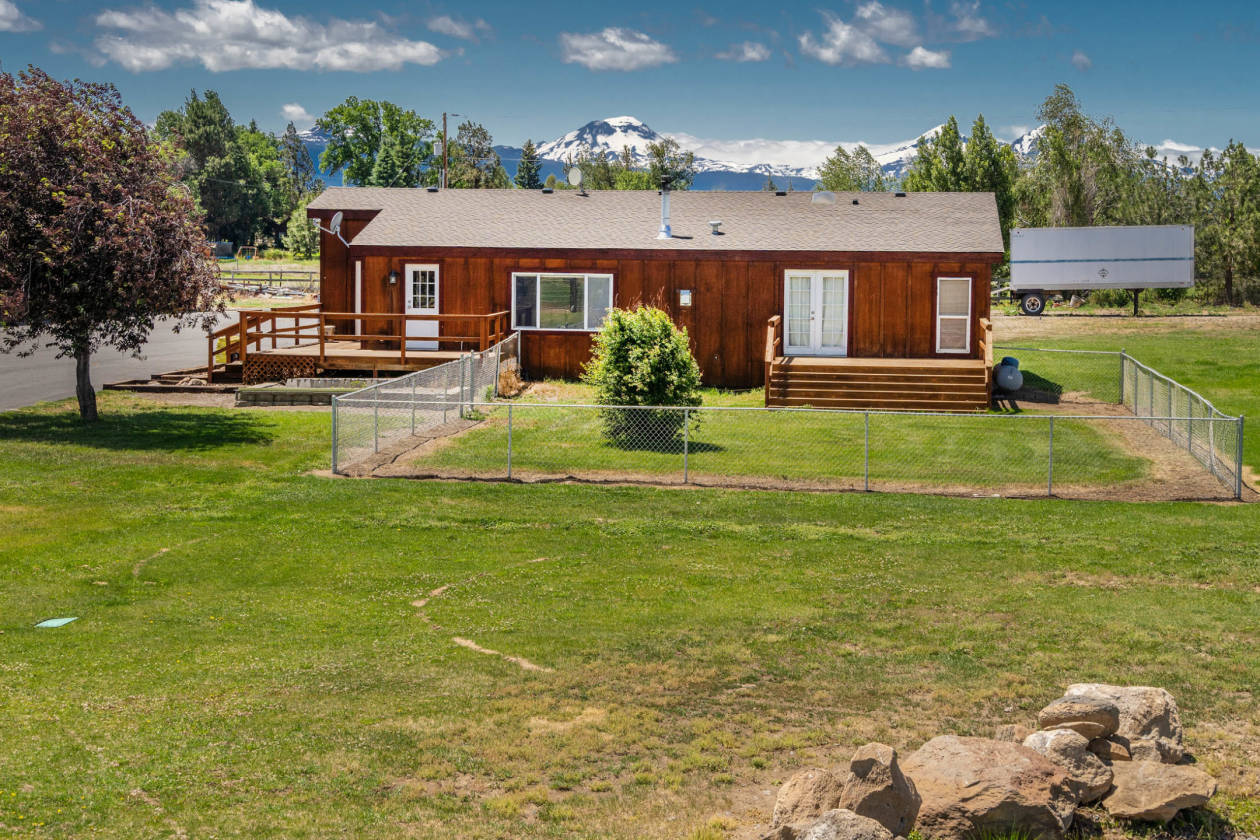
[{"xmin": 1, "ymin": 316, "xmax": 1256, "ymax": 839}]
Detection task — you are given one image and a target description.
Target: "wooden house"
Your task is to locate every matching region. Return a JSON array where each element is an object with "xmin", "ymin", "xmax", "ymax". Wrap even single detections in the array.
[{"xmin": 210, "ymin": 187, "xmax": 1004, "ymax": 409}]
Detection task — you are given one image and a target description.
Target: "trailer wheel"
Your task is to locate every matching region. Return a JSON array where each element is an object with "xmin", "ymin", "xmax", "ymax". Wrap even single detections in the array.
[{"xmin": 1019, "ymin": 292, "xmax": 1046, "ymax": 316}]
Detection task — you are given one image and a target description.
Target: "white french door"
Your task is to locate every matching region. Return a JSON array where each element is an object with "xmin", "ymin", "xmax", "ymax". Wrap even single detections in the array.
[
  {"xmin": 783, "ymin": 270, "xmax": 849, "ymax": 356},
  {"xmin": 405, "ymin": 264, "xmax": 439, "ymax": 350}
]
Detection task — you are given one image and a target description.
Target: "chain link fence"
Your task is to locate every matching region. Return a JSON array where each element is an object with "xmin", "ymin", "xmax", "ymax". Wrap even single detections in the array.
[
  {"xmin": 331, "ymin": 344, "xmax": 1245, "ymax": 501},
  {"xmin": 331, "ymin": 333, "xmax": 518, "ymax": 474}
]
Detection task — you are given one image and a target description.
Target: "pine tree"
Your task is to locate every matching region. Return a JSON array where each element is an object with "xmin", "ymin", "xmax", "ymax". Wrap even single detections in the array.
[
  {"xmin": 962, "ymin": 115, "xmax": 1019, "ymax": 247},
  {"xmin": 762, "ymin": 173, "xmax": 778, "ymax": 191},
  {"xmin": 369, "ymin": 132, "xmax": 404, "ymax": 187},
  {"xmin": 816, "ymin": 144, "xmax": 887, "ymax": 191},
  {"xmin": 904, "ymin": 116, "xmax": 967, "ymax": 193},
  {"xmin": 514, "ymin": 139, "xmax": 543, "ymax": 189},
  {"xmin": 280, "ymin": 122, "xmax": 323, "ymax": 203}
]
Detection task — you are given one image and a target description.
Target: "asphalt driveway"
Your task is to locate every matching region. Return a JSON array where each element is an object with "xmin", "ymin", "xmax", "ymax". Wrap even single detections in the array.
[{"xmin": 0, "ymin": 316, "xmax": 224, "ymax": 411}]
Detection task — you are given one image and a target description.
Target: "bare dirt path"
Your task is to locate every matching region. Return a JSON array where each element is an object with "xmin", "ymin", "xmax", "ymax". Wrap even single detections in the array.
[{"xmin": 993, "ymin": 312, "xmax": 1260, "ymax": 342}]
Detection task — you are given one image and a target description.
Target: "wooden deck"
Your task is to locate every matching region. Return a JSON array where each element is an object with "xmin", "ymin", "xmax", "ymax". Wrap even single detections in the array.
[
  {"xmin": 208, "ymin": 307, "xmax": 509, "ymax": 383},
  {"xmin": 764, "ymin": 316, "xmax": 994, "ymax": 411}
]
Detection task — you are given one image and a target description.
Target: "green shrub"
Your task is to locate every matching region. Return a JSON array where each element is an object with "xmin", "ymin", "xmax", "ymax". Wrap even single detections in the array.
[{"xmin": 582, "ymin": 306, "xmax": 702, "ymax": 446}]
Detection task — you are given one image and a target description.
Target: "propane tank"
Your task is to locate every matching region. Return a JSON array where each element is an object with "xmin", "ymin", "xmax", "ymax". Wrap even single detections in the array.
[{"xmin": 994, "ymin": 357, "xmax": 1024, "ymax": 392}]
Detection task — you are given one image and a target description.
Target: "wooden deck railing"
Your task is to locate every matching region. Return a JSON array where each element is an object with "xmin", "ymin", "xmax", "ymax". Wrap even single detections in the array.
[
  {"xmin": 207, "ymin": 308, "xmax": 510, "ymax": 382},
  {"xmin": 764, "ymin": 314, "xmax": 783, "ymax": 403},
  {"xmin": 979, "ymin": 316, "xmax": 994, "ymax": 402}
]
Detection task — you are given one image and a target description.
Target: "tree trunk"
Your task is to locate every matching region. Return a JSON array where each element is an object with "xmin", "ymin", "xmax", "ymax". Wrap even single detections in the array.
[
  {"xmin": 1224, "ymin": 263, "xmax": 1235, "ymax": 307},
  {"xmin": 75, "ymin": 349, "xmax": 98, "ymax": 422}
]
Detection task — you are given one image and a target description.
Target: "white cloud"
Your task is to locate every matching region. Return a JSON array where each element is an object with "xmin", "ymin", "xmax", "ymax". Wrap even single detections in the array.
[
  {"xmin": 92, "ymin": 0, "xmax": 445, "ymax": 72},
  {"xmin": 949, "ymin": 1, "xmax": 995, "ymax": 41},
  {"xmin": 798, "ymin": 11, "xmax": 889, "ymax": 66},
  {"xmin": 665, "ymin": 132, "xmax": 839, "ymax": 169},
  {"xmin": 427, "ymin": 14, "xmax": 490, "ymax": 41},
  {"xmin": 281, "ymin": 102, "xmax": 315, "ymax": 127},
  {"xmin": 0, "ymin": 0, "xmax": 41, "ymax": 32},
  {"xmin": 903, "ymin": 45, "xmax": 950, "ymax": 69},
  {"xmin": 716, "ymin": 41, "xmax": 771, "ymax": 62},
  {"xmin": 1071, "ymin": 49, "xmax": 1092, "ymax": 71},
  {"xmin": 559, "ymin": 27, "xmax": 677, "ymax": 71},
  {"xmin": 1004, "ymin": 124, "xmax": 1031, "ymax": 140},
  {"xmin": 854, "ymin": 1, "xmax": 919, "ymax": 47}
]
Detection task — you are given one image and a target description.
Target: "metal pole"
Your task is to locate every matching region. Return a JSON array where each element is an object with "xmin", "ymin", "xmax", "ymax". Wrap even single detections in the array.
[
  {"xmin": 1047, "ymin": 416, "xmax": 1055, "ymax": 497},
  {"xmin": 863, "ymin": 412, "xmax": 870, "ymax": 492},
  {"xmin": 1166, "ymin": 381, "xmax": 1173, "ymax": 437},
  {"xmin": 682, "ymin": 408, "xmax": 690, "ymax": 484},
  {"xmin": 1236, "ymin": 416, "xmax": 1245, "ymax": 500},
  {"xmin": 507, "ymin": 403, "xmax": 513, "ymax": 479},
  {"xmin": 443, "ymin": 363, "xmax": 450, "ymax": 424},
  {"xmin": 373, "ymin": 394, "xmax": 379, "ymax": 454},
  {"xmin": 411, "ymin": 375, "xmax": 417, "ymax": 435},
  {"xmin": 1118, "ymin": 350, "xmax": 1125, "ymax": 406},
  {"xmin": 331, "ymin": 395, "xmax": 339, "ymax": 474},
  {"xmin": 1187, "ymin": 399, "xmax": 1194, "ymax": 454},
  {"xmin": 494, "ymin": 341, "xmax": 502, "ymax": 397},
  {"xmin": 1209, "ymin": 414, "xmax": 1218, "ymax": 480}
]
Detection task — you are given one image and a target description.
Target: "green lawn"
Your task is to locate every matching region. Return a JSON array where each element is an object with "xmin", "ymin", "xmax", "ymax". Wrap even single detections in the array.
[
  {"xmin": 416, "ymin": 386, "xmax": 1146, "ymax": 492},
  {"xmin": 2, "ymin": 385, "xmax": 1259, "ymax": 839}
]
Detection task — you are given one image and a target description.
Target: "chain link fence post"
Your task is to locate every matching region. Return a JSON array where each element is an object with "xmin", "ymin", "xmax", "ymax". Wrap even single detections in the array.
[
  {"xmin": 682, "ymin": 407, "xmax": 690, "ymax": 484},
  {"xmin": 331, "ymin": 394, "xmax": 339, "ymax": 475},
  {"xmin": 410, "ymin": 374, "xmax": 417, "ymax": 435},
  {"xmin": 507, "ymin": 403, "xmax": 513, "ymax": 479},
  {"xmin": 1118, "ymin": 349, "xmax": 1126, "ymax": 405},
  {"xmin": 1236, "ymin": 416, "xmax": 1245, "ymax": 500},
  {"xmin": 1047, "ymin": 416, "xmax": 1055, "ymax": 497},
  {"xmin": 863, "ymin": 411, "xmax": 870, "ymax": 492},
  {"xmin": 373, "ymin": 392, "xmax": 379, "ymax": 454}
]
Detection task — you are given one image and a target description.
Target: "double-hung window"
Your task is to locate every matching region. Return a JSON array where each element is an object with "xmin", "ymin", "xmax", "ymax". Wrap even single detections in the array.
[
  {"xmin": 512, "ymin": 273, "xmax": 613, "ymax": 331},
  {"xmin": 936, "ymin": 276, "xmax": 972, "ymax": 354}
]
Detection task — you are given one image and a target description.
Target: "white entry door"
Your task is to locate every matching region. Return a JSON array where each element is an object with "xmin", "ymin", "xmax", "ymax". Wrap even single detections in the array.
[
  {"xmin": 405, "ymin": 264, "xmax": 439, "ymax": 350},
  {"xmin": 783, "ymin": 270, "xmax": 849, "ymax": 356}
]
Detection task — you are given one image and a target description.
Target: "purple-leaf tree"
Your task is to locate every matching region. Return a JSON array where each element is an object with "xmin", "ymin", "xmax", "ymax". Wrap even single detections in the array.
[{"xmin": 0, "ymin": 67, "xmax": 221, "ymax": 421}]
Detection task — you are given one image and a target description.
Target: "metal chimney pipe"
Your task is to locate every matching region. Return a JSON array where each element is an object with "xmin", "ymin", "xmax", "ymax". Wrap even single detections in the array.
[{"xmin": 657, "ymin": 188, "xmax": 672, "ymax": 240}]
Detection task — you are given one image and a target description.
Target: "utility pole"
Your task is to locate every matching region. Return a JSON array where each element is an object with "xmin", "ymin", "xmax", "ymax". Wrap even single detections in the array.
[{"xmin": 441, "ymin": 112, "xmax": 448, "ymax": 190}]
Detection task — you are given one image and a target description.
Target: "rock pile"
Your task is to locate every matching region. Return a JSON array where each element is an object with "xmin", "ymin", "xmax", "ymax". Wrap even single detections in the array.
[{"xmin": 759, "ymin": 684, "xmax": 1217, "ymax": 840}]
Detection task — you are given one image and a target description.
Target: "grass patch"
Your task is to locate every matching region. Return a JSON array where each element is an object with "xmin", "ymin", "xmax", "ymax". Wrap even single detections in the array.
[
  {"xmin": 2, "ymin": 318, "xmax": 1258, "ymax": 838},
  {"xmin": 417, "ymin": 384, "xmax": 1145, "ymax": 490}
]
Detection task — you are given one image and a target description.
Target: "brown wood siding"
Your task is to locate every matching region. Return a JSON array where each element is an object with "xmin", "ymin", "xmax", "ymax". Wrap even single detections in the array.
[{"xmin": 316, "ymin": 244, "xmax": 1000, "ymax": 388}]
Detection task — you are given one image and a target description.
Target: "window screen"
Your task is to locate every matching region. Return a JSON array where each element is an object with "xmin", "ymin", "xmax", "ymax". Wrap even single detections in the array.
[{"xmin": 936, "ymin": 277, "xmax": 972, "ymax": 353}]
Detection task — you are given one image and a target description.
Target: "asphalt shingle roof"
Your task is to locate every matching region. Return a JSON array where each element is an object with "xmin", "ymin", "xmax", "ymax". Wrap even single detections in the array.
[{"xmin": 306, "ymin": 187, "xmax": 1004, "ymax": 255}]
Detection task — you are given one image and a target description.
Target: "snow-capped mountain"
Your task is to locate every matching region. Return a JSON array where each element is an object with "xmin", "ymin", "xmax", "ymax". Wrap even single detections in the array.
[{"xmin": 305, "ymin": 116, "xmax": 1049, "ymax": 191}]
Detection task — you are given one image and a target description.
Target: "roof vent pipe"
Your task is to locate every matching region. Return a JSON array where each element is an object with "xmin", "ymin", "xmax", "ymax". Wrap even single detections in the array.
[
  {"xmin": 657, "ymin": 174, "xmax": 674, "ymax": 240},
  {"xmin": 708, "ymin": 220, "xmax": 722, "ymax": 235}
]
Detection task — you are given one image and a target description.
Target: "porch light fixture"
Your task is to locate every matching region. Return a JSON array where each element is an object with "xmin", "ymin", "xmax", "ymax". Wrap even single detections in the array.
[
  {"xmin": 679, "ymin": 289, "xmax": 693, "ymax": 307},
  {"xmin": 388, "ymin": 270, "xmax": 399, "ymax": 286}
]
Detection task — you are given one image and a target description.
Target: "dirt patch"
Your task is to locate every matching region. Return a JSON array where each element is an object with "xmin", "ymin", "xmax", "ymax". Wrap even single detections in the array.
[
  {"xmin": 993, "ymin": 312, "xmax": 1260, "ymax": 342},
  {"xmin": 527, "ymin": 707, "xmax": 608, "ymax": 734},
  {"xmin": 452, "ymin": 636, "xmax": 553, "ymax": 673}
]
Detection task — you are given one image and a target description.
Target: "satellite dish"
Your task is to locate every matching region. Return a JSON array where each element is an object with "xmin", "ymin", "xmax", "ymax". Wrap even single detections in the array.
[
  {"xmin": 567, "ymin": 167, "xmax": 583, "ymax": 187},
  {"xmin": 330, "ymin": 210, "xmax": 344, "ymax": 234},
  {"xmin": 811, "ymin": 191, "xmax": 837, "ymax": 206}
]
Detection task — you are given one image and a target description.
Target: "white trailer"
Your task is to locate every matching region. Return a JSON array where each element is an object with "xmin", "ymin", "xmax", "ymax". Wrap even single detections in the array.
[{"xmin": 1009, "ymin": 225, "xmax": 1195, "ymax": 315}]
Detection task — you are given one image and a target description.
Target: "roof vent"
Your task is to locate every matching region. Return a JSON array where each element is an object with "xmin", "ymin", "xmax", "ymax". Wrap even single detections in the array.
[
  {"xmin": 895, "ymin": 191, "xmax": 907, "ymax": 197},
  {"xmin": 852, "ymin": 199, "xmax": 860, "ymax": 205},
  {"xmin": 426, "ymin": 186, "xmax": 438, "ymax": 193},
  {"xmin": 811, "ymin": 191, "xmax": 837, "ymax": 206},
  {"xmin": 775, "ymin": 190, "xmax": 787, "ymax": 196},
  {"xmin": 541, "ymin": 187, "xmax": 554, "ymax": 194},
  {"xmin": 708, "ymin": 220, "xmax": 723, "ymax": 236}
]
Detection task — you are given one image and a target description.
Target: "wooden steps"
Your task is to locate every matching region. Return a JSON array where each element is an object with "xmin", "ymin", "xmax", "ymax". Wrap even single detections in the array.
[{"xmin": 766, "ymin": 357, "xmax": 990, "ymax": 412}]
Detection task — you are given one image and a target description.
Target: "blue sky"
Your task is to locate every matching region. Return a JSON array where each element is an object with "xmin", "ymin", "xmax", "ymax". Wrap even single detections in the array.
[{"xmin": 2, "ymin": 0, "xmax": 1258, "ymax": 164}]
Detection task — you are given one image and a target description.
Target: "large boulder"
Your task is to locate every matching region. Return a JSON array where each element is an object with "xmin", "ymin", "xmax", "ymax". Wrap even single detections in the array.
[
  {"xmin": 836, "ymin": 743, "xmax": 921, "ymax": 836},
  {"xmin": 1064, "ymin": 684, "xmax": 1183, "ymax": 764},
  {"xmin": 902, "ymin": 736, "xmax": 1077, "ymax": 840},
  {"xmin": 1037, "ymin": 696, "xmax": 1121, "ymax": 740},
  {"xmin": 763, "ymin": 808, "xmax": 896, "ymax": 840},
  {"xmin": 1087, "ymin": 736, "xmax": 1132, "ymax": 763},
  {"xmin": 1022, "ymin": 729, "xmax": 1114, "ymax": 803},
  {"xmin": 771, "ymin": 769, "xmax": 847, "ymax": 829},
  {"xmin": 1102, "ymin": 761, "xmax": 1216, "ymax": 823},
  {"xmin": 994, "ymin": 724, "xmax": 1034, "ymax": 743}
]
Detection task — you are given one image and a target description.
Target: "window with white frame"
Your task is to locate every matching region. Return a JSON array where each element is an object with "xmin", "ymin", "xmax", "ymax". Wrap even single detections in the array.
[
  {"xmin": 512, "ymin": 273, "xmax": 613, "ymax": 331},
  {"xmin": 936, "ymin": 276, "xmax": 972, "ymax": 353}
]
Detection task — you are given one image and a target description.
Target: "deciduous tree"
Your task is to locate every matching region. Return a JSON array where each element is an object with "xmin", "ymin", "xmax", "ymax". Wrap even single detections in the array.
[
  {"xmin": 0, "ymin": 68, "xmax": 221, "ymax": 421},
  {"xmin": 317, "ymin": 98, "xmax": 434, "ymax": 187},
  {"xmin": 816, "ymin": 144, "xmax": 887, "ymax": 192}
]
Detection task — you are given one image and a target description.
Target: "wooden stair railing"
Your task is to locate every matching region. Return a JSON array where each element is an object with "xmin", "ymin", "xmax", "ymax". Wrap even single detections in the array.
[{"xmin": 764, "ymin": 315, "xmax": 783, "ymax": 404}]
